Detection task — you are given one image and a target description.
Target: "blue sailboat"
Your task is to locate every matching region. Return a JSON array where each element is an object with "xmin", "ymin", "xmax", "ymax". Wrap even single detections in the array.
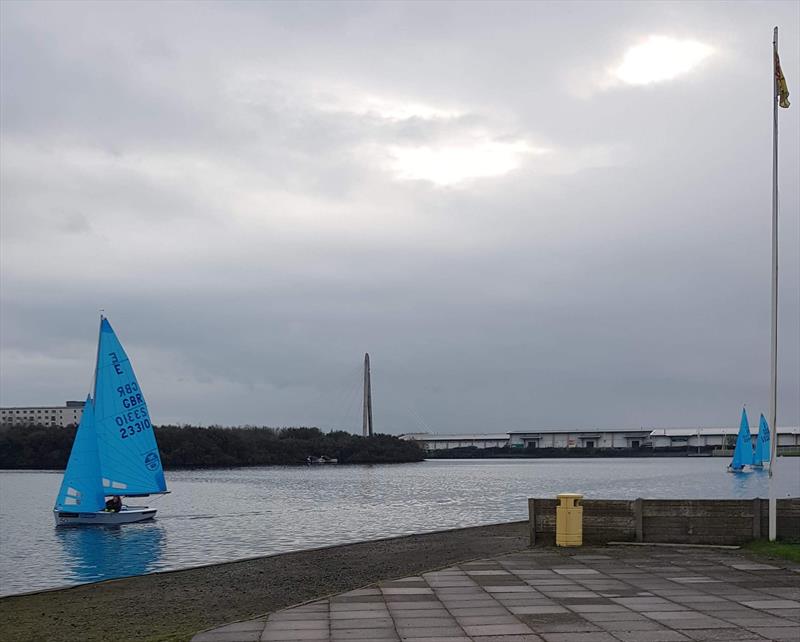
[
  {"xmin": 751, "ymin": 414, "xmax": 771, "ymax": 468},
  {"xmin": 54, "ymin": 317, "xmax": 168, "ymax": 526},
  {"xmin": 727, "ymin": 407, "xmax": 754, "ymax": 473}
]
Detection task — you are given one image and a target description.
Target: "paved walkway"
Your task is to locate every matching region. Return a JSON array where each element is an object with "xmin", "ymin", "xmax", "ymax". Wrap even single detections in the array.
[{"xmin": 193, "ymin": 545, "xmax": 800, "ymax": 642}]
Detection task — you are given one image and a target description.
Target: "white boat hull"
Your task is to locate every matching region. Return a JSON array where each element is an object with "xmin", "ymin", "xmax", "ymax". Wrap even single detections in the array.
[{"xmin": 53, "ymin": 507, "xmax": 157, "ymax": 526}]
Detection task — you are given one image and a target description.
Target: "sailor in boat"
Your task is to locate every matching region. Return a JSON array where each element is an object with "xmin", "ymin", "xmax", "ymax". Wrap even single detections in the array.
[{"xmin": 104, "ymin": 496, "xmax": 122, "ymax": 513}]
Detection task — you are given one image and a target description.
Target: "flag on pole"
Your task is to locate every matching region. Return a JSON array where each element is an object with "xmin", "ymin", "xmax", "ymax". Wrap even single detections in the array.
[{"xmin": 774, "ymin": 46, "xmax": 791, "ymax": 108}]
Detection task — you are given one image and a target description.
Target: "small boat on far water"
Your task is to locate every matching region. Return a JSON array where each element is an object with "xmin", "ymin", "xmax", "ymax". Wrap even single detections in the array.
[
  {"xmin": 727, "ymin": 407, "xmax": 754, "ymax": 473},
  {"xmin": 54, "ymin": 317, "xmax": 169, "ymax": 526},
  {"xmin": 751, "ymin": 414, "xmax": 771, "ymax": 469},
  {"xmin": 306, "ymin": 456, "xmax": 338, "ymax": 465}
]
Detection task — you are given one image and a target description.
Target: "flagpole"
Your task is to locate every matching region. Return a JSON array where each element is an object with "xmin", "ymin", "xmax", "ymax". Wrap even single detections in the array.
[{"xmin": 768, "ymin": 26, "xmax": 779, "ymax": 542}]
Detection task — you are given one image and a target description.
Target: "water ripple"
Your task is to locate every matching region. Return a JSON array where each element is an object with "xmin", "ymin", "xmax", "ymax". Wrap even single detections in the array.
[{"xmin": 1, "ymin": 458, "xmax": 797, "ymax": 595}]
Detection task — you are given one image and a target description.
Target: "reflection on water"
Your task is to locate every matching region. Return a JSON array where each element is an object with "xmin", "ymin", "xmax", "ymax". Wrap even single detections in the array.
[
  {"xmin": 1, "ymin": 458, "xmax": 798, "ymax": 596},
  {"xmin": 55, "ymin": 523, "xmax": 166, "ymax": 585},
  {"xmin": 730, "ymin": 466, "xmax": 768, "ymax": 495}
]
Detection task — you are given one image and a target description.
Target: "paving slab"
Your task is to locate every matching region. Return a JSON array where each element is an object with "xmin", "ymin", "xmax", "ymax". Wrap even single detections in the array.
[
  {"xmin": 401, "ymin": 638, "xmax": 470, "ymax": 642},
  {"xmin": 449, "ymin": 607, "xmax": 510, "ymax": 617},
  {"xmin": 680, "ymin": 628, "xmax": 770, "ymax": 641},
  {"xmin": 261, "ymin": 629, "xmax": 330, "ymax": 641},
  {"xmin": 396, "ymin": 625, "xmax": 466, "ymax": 636},
  {"xmin": 611, "ymin": 632, "xmax": 691, "ymax": 642},
  {"xmin": 722, "ymin": 614, "xmax": 798, "ymax": 627},
  {"xmin": 330, "ymin": 629, "xmax": 396, "ymax": 640},
  {"xmin": 518, "ymin": 619, "xmax": 602, "ymax": 634},
  {"xmin": 466, "ymin": 633, "xmax": 543, "ymax": 642},
  {"xmin": 740, "ymin": 599, "xmax": 800, "ymax": 609},
  {"xmin": 745, "ymin": 627, "xmax": 800, "ymax": 640},
  {"xmin": 581, "ymin": 612, "xmax": 650, "ymax": 622},
  {"xmin": 193, "ymin": 545, "xmax": 800, "ymax": 641},
  {"xmin": 508, "ymin": 606, "xmax": 569, "ymax": 615},
  {"xmin": 268, "ymin": 621, "xmax": 330, "ymax": 631},
  {"xmin": 596, "ymin": 619, "xmax": 672, "ymax": 632},
  {"xmin": 330, "ymin": 618, "xmax": 394, "ymax": 629},
  {"xmin": 539, "ymin": 632, "xmax": 617, "ymax": 641}
]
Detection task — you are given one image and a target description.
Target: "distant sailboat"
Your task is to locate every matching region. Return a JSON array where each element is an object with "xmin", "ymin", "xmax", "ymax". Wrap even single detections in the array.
[
  {"xmin": 54, "ymin": 317, "xmax": 169, "ymax": 526},
  {"xmin": 752, "ymin": 414, "xmax": 771, "ymax": 468},
  {"xmin": 727, "ymin": 407, "xmax": 754, "ymax": 473}
]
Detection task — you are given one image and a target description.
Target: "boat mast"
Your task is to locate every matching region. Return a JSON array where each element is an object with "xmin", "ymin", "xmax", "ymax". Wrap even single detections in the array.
[
  {"xmin": 92, "ymin": 312, "xmax": 105, "ymax": 401},
  {"xmin": 362, "ymin": 352, "xmax": 373, "ymax": 437}
]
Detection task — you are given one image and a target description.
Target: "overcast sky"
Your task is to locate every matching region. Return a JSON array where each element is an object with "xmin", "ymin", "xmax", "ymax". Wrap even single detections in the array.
[{"xmin": 1, "ymin": 1, "xmax": 798, "ymax": 433}]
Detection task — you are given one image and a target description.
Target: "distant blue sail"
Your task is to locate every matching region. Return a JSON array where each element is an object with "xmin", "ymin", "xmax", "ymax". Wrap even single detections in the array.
[
  {"xmin": 730, "ymin": 407, "xmax": 754, "ymax": 470},
  {"xmin": 753, "ymin": 414, "xmax": 771, "ymax": 467},
  {"xmin": 54, "ymin": 397, "xmax": 106, "ymax": 512},
  {"xmin": 93, "ymin": 318, "xmax": 167, "ymax": 496}
]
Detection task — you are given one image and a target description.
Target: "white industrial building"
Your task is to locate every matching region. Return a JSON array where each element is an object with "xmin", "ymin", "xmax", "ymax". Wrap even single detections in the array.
[
  {"xmin": 400, "ymin": 433, "xmax": 509, "ymax": 450},
  {"xmin": 400, "ymin": 429, "xmax": 647, "ymax": 450},
  {"xmin": 0, "ymin": 401, "xmax": 86, "ymax": 427},
  {"xmin": 648, "ymin": 426, "xmax": 800, "ymax": 449},
  {"xmin": 402, "ymin": 426, "xmax": 800, "ymax": 452},
  {"xmin": 507, "ymin": 428, "xmax": 650, "ymax": 449}
]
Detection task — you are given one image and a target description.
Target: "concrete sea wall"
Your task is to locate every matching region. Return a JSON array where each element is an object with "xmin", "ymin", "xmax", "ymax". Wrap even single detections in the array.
[{"xmin": 528, "ymin": 497, "xmax": 800, "ymax": 545}]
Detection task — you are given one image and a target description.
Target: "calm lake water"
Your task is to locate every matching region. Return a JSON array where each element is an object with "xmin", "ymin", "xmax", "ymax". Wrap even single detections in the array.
[{"xmin": 1, "ymin": 458, "xmax": 798, "ymax": 596}]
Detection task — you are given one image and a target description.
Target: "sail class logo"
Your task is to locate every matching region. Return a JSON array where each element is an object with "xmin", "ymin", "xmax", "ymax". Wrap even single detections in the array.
[{"xmin": 144, "ymin": 451, "xmax": 160, "ymax": 471}]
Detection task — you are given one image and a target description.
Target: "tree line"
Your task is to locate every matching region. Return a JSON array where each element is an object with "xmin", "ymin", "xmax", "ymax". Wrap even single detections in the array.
[{"xmin": 0, "ymin": 424, "xmax": 425, "ymax": 469}]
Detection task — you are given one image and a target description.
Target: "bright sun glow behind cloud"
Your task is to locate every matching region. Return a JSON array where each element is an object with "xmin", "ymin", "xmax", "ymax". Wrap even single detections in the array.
[
  {"xmin": 614, "ymin": 36, "xmax": 714, "ymax": 85},
  {"xmin": 388, "ymin": 139, "xmax": 547, "ymax": 186},
  {"xmin": 359, "ymin": 95, "xmax": 462, "ymax": 120},
  {"xmin": 312, "ymin": 88, "xmax": 463, "ymax": 121}
]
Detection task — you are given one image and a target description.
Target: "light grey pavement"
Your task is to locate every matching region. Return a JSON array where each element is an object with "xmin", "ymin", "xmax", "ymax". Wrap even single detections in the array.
[{"xmin": 193, "ymin": 545, "xmax": 800, "ymax": 642}]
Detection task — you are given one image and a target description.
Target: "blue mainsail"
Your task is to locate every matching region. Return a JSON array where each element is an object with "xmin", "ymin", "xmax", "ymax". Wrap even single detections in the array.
[
  {"xmin": 93, "ymin": 318, "xmax": 167, "ymax": 496},
  {"xmin": 752, "ymin": 414, "xmax": 771, "ymax": 467},
  {"xmin": 54, "ymin": 397, "xmax": 106, "ymax": 512},
  {"xmin": 730, "ymin": 407, "xmax": 754, "ymax": 470}
]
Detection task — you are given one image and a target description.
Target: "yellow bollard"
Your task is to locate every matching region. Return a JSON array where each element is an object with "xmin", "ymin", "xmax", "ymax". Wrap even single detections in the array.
[{"xmin": 556, "ymin": 493, "xmax": 584, "ymax": 547}]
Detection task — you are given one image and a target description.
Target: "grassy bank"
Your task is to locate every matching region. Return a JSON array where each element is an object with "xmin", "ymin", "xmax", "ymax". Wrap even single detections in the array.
[
  {"xmin": 745, "ymin": 539, "xmax": 800, "ymax": 563},
  {"xmin": 0, "ymin": 522, "xmax": 528, "ymax": 642}
]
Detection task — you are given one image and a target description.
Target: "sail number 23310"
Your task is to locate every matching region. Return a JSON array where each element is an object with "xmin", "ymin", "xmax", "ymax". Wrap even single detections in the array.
[
  {"xmin": 115, "ymin": 405, "xmax": 152, "ymax": 439},
  {"xmin": 118, "ymin": 418, "xmax": 152, "ymax": 439},
  {"xmin": 114, "ymin": 381, "xmax": 150, "ymax": 438}
]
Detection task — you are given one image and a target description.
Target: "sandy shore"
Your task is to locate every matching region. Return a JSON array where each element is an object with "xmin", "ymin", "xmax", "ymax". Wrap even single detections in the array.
[{"xmin": 0, "ymin": 521, "xmax": 529, "ymax": 642}]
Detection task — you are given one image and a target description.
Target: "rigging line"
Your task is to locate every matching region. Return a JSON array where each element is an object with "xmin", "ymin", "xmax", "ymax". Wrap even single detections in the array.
[
  {"xmin": 328, "ymin": 359, "xmax": 364, "ymax": 432},
  {"xmin": 396, "ymin": 398, "xmax": 432, "ymax": 434},
  {"xmin": 335, "ymin": 359, "xmax": 364, "ymax": 399},
  {"xmin": 300, "ymin": 360, "xmax": 358, "ymax": 429},
  {"xmin": 361, "ymin": 356, "xmax": 433, "ymax": 435},
  {"xmin": 334, "ymin": 369, "xmax": 362, "ymax": 433},
  {"xmin": 81, "ymin": 316, "xmax": 104, "ymax": 405},
  {"xmin": 300, "ymin": 358, "xmax": 361, "ymax": 431},
  {"xmin": 407, "ymin": 404, "xmax": 432, "ymax": 434}
]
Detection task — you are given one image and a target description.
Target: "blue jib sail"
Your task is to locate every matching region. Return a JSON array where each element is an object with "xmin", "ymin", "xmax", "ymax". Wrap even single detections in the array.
[
  {"xmin": 54, "ymin": 397, "xmax": 106, "ymax": 512},
  {"xmin": 93, "ymin": 318, "xmax": 167, "ymax": 496},
  {"xmin": 730, "ymin": 407, "xmax": 754, "ymax": 470},
  {"xmin": 753, "ymin": 414, "xmax": 771, "ymax": 467}
]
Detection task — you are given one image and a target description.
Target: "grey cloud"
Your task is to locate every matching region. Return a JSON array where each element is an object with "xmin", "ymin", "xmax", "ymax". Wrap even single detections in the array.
[{"xmin": 1, "ymin": 1, "xmax": 798, "ymax": 433}]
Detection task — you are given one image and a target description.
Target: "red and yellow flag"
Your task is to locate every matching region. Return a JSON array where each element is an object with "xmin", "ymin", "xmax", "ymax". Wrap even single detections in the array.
[{"xmin": 774, "ymin": 46, "xmax": 790, "ymax": 108}]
